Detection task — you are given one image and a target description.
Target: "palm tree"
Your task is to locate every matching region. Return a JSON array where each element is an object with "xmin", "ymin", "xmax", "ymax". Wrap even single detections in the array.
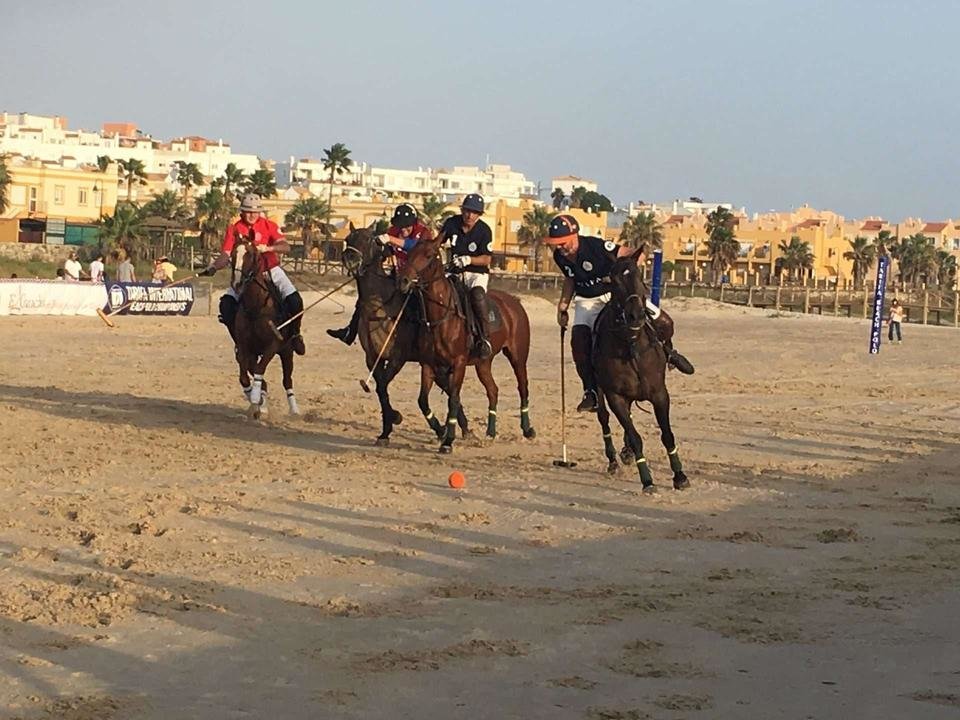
[
  {"xmin": 705, "ymin": 206, "xmax": 738, "ymax": 283},
  {"xmin": 194, "ymin": 188, "xmax": 234, "ymax": 253},
  {"xmin": 174, "ymin": 161, "xmax": 204, "ymax": 207},
  {"xmin": 891, "ymin": 233, "xmax": 936, "ymax": 287},
  {"xmin": 516, "ymin": 205, "xmax": 554, "ymax": 272},
  {"xmin": 218, "ymin": 162, "xmax": 246, "ymax": 203},
  {"xmin": 322, "ymin": 143, "xmax": 352, "ymax": 243},
  {"xmin": 96, "ymin": 155, "xmax": 112, "ymax": 173},
  {"xmin": 619, "ymin": 211, "xmax": 663, "ymax": 250},
  {"xmin": 420, "ymin": 194, "xmax": 454, "ymax": 229},
  {"xmin": 242, "ymin": 168, "xmax": 277, "ymax": 200},
  {"xmin": 285, "ymin": 197, "xmax": 330, "ymax": 249},
  {"xmin": 550, "ymin": 187, "xmax": 565, "ymax": 210},
  {"xmin": 0, "ymin": 155, "xmax": 10, "ymax": 214},
  {"xmin": 142, "ymin": 190, "xmax": 189, "ymax": 222},
  {"xmin": 935, "ymin": 249, "xmax": 958, "ymax": 289},
  {"xmin": 117, "ymin": 158, "xmax": 147, "ymax": 201},
  {"xmin": 778, "ymin": 236, "xmax": 815, "ymax": 281},
  {"xmin": 99, "ymin": 203, "xmax": 149, "ymax": 260},
  {"xmin": 843, "ymin": 235, "xmax": 877, "ymax": 288},
  {"xmin": 569, "ymin": 186, "xmax": 587, "ymax": 209}
]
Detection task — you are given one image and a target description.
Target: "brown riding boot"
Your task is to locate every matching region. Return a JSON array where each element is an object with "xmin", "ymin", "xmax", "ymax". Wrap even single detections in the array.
[
  {"xmin": 469, "ymin": 287, "xmax": 493, "ymax": 359},
  {"xmin": 571, "ymin": 325, "xmax": 598, "ymax": 412}
]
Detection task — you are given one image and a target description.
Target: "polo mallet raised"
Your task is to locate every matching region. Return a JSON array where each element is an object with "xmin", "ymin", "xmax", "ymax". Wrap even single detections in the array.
[
  {"xmin": 96, "ymin": 274, "xmax": 199, "ymax": 328},
  {"xmin": 553, "ymin": 324, "xmax": 577, "ymax": 468},
  {"xmin": 359, "ymin": 294, "xmax": 411, "ymax": 393},
  {"xmin": 268, "ymin": 276, "xmax": 355, "ymax": 341}
]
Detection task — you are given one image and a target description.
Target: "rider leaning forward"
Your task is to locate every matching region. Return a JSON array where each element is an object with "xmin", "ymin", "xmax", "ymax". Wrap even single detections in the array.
[
  {"xmin": 437, "ymin": 193, "xmax": 494, "ymax": 359},
  {"xmin": 547, "ymin": 213, "xmax": 694, "ymax": 413},
  {"xmin": 328, "ymin": 203, "xmax": 434, "ymax": 345},
  {"xmin": 199, "ymin": 193, "xmax": 307, "ymax": 355}
]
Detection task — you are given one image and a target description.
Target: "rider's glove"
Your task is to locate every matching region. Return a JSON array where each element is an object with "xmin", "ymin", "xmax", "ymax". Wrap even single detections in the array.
[
  {"xmin": 197, "ymin": 266, "xmax": 216, "ymax": 277},
  {"xmin": 451, "ymin": 255, "xmax": 470, "ymax": 269},
  {"xmin": 376, "ymin": 233, "xmax": 391, "ymax": 246}
]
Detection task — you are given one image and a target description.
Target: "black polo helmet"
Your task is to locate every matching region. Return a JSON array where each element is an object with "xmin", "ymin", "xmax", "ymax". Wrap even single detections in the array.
[
  {"xmin": 461, "ymin": 193, "xmax": 485, "ymax": 214},
  {"xmin": 546, "ymin": 214, "xmax": 580, "ymax": 244},
  {"xmin": 391, "ymin": 203, "xmax": 418, "ymax": 229}
]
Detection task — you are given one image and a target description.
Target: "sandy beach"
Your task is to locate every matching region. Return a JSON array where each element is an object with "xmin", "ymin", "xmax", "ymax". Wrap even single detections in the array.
[{"xmin": 0, "ymin": 291, "xmax": 958, "ymax": 719}]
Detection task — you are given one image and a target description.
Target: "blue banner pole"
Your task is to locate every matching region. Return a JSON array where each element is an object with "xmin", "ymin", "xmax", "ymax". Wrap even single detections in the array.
[
  {"xmin": 868, "ymin": 255, "xmax": 889, "ymax": 354},
  {"xmin": 650, "ymin": 249, "xmax": 664, "ymax": 307}
]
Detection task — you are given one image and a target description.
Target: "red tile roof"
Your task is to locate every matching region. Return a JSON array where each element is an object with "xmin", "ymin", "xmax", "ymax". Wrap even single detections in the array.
[
  {"xmin": 923, "ymin": 222, "xmax": 948, "ymax": 233},
  {"xmin": 794, "ymin": 219, "xmax": 823, "ymax": 229},
  {"xmin": 663, "ymin": 214, "xmax": 686, "ymax": 224},
  {"xmin": 861, "ymin": 220, "xmax": 886, "ymax": 231}
]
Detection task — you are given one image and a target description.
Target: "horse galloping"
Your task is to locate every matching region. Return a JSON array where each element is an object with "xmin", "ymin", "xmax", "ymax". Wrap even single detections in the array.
[
  {"xmin": 231, "ymin": 240, "xmax": 299, "ymax": 420},
  {"xmin": 592, "ymin": 248, "xmax": 689, "ymax": 492},
  {"xmin": 398, "ymin": 237, "xmax": 536, "ymax": 454}
]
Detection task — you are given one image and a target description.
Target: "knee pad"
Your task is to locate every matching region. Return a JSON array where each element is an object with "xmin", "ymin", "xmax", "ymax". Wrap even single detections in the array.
[{"xmin": 219, "ymin": 295, "xmax": 238, "ymax": 324}]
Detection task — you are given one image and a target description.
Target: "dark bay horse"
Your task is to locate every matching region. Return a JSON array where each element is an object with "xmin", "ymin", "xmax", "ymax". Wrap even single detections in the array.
[
  {"xmin": 232, "ymin": 241, "xmax": 298, "ymax": 420},
  {"xmin": 592, "ymin": 248, "xmax": 689, "ymax": 493},
  {"xmin": 398, "ymin": 237, "xmax": 536, "ymax": 454},
  {"xmin": 342, "ymin": 225, "xmax": 471, "ymax": 445}
]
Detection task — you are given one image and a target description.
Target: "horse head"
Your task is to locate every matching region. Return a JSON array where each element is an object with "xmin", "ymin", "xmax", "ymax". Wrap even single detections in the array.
[
  {"xmin": 609, "ymin": 246, "xmax": 649, "ymax": 331},
  {"xmin": 397, "ymin": 237, "xmax": 444, "ymax": 293},
  {"xmin": 231, "ymin": 238, "xmax": 265, "ymax": 298},
  {"xmin": 343, "ymin": 221, "xmax": 389, "ymax": 277}
]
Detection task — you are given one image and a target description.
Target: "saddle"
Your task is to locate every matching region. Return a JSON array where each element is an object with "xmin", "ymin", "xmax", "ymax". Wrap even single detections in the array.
[{"xmin": 448, "ymin": 275, "xmax": 503, "ymax": 339}]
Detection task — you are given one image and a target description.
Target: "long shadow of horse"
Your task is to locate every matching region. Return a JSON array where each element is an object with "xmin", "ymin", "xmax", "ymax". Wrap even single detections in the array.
[{"xmin": 0, "ymin": 383, "xmax": 371, "ymax": 455}]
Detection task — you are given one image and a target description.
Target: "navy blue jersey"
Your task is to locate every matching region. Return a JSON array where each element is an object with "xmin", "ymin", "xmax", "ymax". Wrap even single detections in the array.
[
  {"xmin": 553, "ymin": 235, "xmax": 621, "ymax": 298},
  {"xmin": 442, "ymin": 215, "xmax": 493, "ymax": 274}
]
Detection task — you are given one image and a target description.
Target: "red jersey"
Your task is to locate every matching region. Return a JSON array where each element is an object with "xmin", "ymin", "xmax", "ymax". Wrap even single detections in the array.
[
  {"xmin": 222, "ymin": 217, "xmax": 285, "ymax": 271},
  {"xmin": 389, "ymin": 222, "xmax": 434, "ymax": 269}
]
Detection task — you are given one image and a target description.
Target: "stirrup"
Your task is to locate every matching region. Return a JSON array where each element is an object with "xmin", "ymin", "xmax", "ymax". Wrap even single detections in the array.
[
  {"xmin": 576, "ymin": 389, "xmax": 599, "ymax": 413},
  {"xmin": 475, "ymin": 338, "xmax": 492, "ymax": 358},
  {"xmin": 668, "ymin": 350, "xmax": 695, "ymax": 375}
]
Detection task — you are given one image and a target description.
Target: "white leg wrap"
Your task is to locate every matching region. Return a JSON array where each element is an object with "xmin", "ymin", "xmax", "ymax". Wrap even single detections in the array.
[
  {"xmin": 259, "ymin": 389, "xmax": 268, "ymax": 415},
  {"xmin": 249, "ymin": 375, "xmax": 263, "ymax": 406},
  {"xmin": 645, "ymin": 299, "xmax": 661, "ymax": 319},
  {"xmin": 287, "ymin": 389, "xmax": 300, "ymax": 415}
]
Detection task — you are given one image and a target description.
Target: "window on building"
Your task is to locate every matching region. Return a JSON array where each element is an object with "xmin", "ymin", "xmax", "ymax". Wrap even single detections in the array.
[
  {"xmin": 78, "ymin": 188, "xmax": 88, "ymax": 205},
  {"xmin": 28, "ymin": 187, "xmax": 38, "ymax": 213},
  {"xmin": 54, "ymin": 185, "xmax": 65, "ymax": 204}
]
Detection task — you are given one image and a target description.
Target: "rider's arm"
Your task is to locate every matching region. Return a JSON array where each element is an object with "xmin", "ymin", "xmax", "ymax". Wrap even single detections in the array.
[
  {"xmin": 617, "ymin": 243, "xmax": 647, "ymax": 265},
  {"xmin": 558, "ymin": 277, "xmax": 575, "ymax": 311},
  {"xmin": 469, "ymin": 254, "xmax": 492, "ymax": 267}
]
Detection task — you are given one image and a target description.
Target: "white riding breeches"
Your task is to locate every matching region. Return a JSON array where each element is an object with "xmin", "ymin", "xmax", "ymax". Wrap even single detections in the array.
[
  {"xmin": 573, "ymin": 294, "xmax": 610, "ymax": 329},
  {"xmin": 461, "ymin": 271, "xmax": 489, "ymax": 291},
  {"xmin": 225, "ymin": 266, "xmax": 297, "ymax": 300}
]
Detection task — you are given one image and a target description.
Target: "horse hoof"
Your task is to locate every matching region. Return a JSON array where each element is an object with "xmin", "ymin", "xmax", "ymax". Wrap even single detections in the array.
[
  {"xmin": 673, "ymin": 473, "xmax": 690, "ymax": 490},
  {"xmin": 619, "ymin": 447, "xmax": 635, "ymax": 464},
  {"xmin": 392, "ymin": 411, "xmax": 403, "ymax": 425},
  {"xmin": 485, "ymin": 432, "xmax": 496, "ymax": 441},
  {"xmin": 375, "ymin": 437, "xmax": 390, "ymax": 447},
  {"xmin": 438, "ymin": 444, "xmax": 453, "ymax": 455},
  {"xmin": 606, "ymin": 461, "xmax": 619, "ymax": 475},
  {"xmin": 641, "ymin": 484, "xmax": 658, "ymax": 495},
  {"xmin": 462, "ymin": 429, "xmax": 478, "ymax": 441},
  {"xmin": 246, "ymin": 404, "xmax": 261, "ymax": 420},
  {"xmin": 523, "ymin": 428, "xmax": 537, "ymax": 439}
]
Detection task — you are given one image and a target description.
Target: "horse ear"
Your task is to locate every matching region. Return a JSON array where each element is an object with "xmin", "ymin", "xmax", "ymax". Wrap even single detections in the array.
[
  {"xmin": 631, "ymin": 244, "xmax": 646, "ymax": 262},
  {"xmin": 349, "ymin": 221, "xmax": 356, "ymax": 233}
]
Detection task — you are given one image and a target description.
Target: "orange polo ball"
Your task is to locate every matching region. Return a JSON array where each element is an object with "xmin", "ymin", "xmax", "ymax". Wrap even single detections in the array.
[{"xmin": 448, "ymin": 471, "xmax": 466, "ymax": 489}]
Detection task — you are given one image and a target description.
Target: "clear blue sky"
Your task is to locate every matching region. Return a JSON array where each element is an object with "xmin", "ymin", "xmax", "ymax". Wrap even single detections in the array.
[{"xmin": 3, "ymin": 0, "xmax": 957, "ymax": 221}]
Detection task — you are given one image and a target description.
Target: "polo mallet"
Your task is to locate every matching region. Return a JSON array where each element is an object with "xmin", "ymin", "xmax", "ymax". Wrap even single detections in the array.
[
  {"xmin": 268, "ymin": 276, "xmax": 355, "ymax": 341},
  {"xmin": 553, "ymin": 324, "xmax": 577, "ymax": 468},
  {"xmin": 359, "ymin": 294, "xmax": 411, "ymax": 393},
  {"xmin": 96, "ymin": 273, "xmax": 199, "ymax": 328}
]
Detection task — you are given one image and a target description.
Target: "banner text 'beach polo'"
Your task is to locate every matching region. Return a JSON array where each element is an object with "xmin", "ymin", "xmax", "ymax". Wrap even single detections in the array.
[{"xmin": 106, "ymin": 282, "xmax": 195, "ymax": 316}]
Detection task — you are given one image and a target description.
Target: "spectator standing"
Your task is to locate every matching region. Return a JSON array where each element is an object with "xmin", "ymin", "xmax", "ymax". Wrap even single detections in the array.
[
  {"xmin": 888, "ymin": 298, "xmax": 904, "ymax": 345},
  {"xmin": 152, "ymin": 256, "xmax": 176, "ymax": 283},
  {"xmin": 116, "ymin": 252, "xmax": 136, "ymax": 283},
  {"xmin": 89, "ymin": 254, "xmax": 105, "ymax": 283},
  {"xmin": 64, "ymin": 252, "xmax": 83, "ymax": 281}
]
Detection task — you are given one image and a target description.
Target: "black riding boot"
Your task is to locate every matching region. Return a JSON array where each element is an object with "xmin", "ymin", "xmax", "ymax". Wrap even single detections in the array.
[
  {"xmin": 218, "ymin": 294, "xmax": 239, "ymax": 348},
  {"xmin": 469, "ymin": 287, "xmax": 493, "ymax": 359},
  {"xmin": 326, "ymin": 302, "xmax": 360, "ymax": 345},
  {"xmin": 571, "ymin": 325, "xmax": 598, "ymax": 412},
  {"xmin": 282, "ymin": 292, "xmax": 306, "ymax": 355}
]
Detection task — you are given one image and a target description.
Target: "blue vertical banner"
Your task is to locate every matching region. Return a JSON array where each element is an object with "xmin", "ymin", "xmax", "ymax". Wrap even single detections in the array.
[
  {"xmin": 869, "ymin": 255, "xmax": 889, "ymax": 354},
  {"xmin": 650, "ymin": 249, "xmax": 664, "ymax": 307}
]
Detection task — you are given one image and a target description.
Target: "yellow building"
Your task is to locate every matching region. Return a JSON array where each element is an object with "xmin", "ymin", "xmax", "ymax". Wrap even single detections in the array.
[{"xmin": 1, "ymin": 158, "xmax": 119, "ymax": 244}]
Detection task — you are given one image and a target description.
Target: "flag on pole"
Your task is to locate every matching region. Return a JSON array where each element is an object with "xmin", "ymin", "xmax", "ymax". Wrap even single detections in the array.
[{"xmin": 869, "ymin": 255, "xmax": 889, "ymax": 354}]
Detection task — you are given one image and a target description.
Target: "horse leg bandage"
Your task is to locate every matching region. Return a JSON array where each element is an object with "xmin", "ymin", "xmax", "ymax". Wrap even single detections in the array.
[
  {"xmin": 249, "ymin": 375, "xmax": 264, "ymax": 405},
  {"xmin": 287, "ymin": 389, "xmax": 300, "ymax": 415}
]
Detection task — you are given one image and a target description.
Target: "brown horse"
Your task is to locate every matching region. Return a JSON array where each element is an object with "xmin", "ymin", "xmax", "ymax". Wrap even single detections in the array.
[
  {"xmin": 231, "ymin": 241, "xmax": 298, "ymax": 420},
  {"xmin": 592, "ymin": 248, "xmax": 689, "ymax": 493},
  {"xmin": 342, "ymin": 225, "xmax": 471, "ymax": 445},
  {"xmin": 398, "ymin": 237, "xmax": 536, "ymax": 454}
]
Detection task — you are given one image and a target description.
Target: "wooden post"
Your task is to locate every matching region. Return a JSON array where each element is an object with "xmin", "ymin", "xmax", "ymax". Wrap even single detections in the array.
[
  {"xmin": 690, "ymin": 277, "xmax": 695, "ymax": 297},
  {"xmin": 747, "ymin": 285, "xmax": 754, "ymax": 307},
  {"xmin": 206, "ymin": 282, "xmax": 213, "ymax": 316},
  {"xmin": 862, "ymin": 290, "xmax": 869, "ymax": 319},
  {"xmin": 803, "ymin": 286, "xmax": 810, "ymax": 314},
  {"xmin": 833, "ymin": 280, "xmax": 840, "ymax": 316},
  {"xmin": 719, "ymin": 284, "xmax": 725, "ymax": 303},
  {"xmin": 923, "ymin": 291, "xmax": 929, "ymax": 325},
  {"xmin": 954, "ymin": 291, "xmax": 959, "ymax": 327},
  {"xmin": 775, "ymin": 285, "xmax": 782, "ymax": 312}
]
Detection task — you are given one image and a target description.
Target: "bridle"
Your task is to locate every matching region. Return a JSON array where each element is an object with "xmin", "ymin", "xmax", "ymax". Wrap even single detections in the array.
[
  {"xmin": 401, "ymin": 247, "xmax": 459, "ymax": 329},
  {"xmin": 232, "ymin": 242, "xmax": 275, "ymax": 318}
]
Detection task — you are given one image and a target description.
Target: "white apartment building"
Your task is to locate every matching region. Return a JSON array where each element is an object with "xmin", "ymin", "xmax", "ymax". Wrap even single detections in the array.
[
  {"xmin": 551, "ymin": 175, "xmax": 599, "ymax": 197},
  {"xmin": 0, "ymin": 112, "xmax": 261, "ymax": 184},
  {"xmin": 293, "ymin": 160, "xmax": 536, "ymax": 205}
]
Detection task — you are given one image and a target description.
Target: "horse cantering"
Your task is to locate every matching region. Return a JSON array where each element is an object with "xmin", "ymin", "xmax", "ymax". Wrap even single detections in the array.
[{"xmin": 398, "ymin": 236, "xmax": 536, "ymax": 454}]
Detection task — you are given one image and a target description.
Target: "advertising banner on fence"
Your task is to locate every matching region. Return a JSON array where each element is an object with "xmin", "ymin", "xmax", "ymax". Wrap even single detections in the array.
[
  {"xmin": 0, "ymin": 279, "xmax": 108, "ymax": 316},
  {"xmin": 105, "ymin": 282, "xmax": 195, "ymax": 316},
  {"xmin": 868, "ymin": 255, "xmax": 889, "ymax": 354}
]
